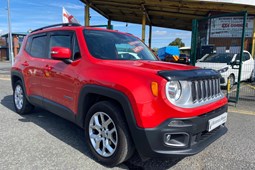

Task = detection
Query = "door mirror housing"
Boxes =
[230,60,240,69]
[234,60,240,65]
[51,46,71,60]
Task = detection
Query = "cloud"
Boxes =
[50,2,84,9]
[152,30,169,36]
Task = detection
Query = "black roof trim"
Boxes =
[31,23,81,33]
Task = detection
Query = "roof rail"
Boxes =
[31,23,81,33]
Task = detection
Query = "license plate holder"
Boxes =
[208,112,228,132]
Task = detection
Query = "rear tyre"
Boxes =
[85,101,134,167]
[13,80,34,114]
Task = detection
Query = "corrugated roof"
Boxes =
[80,0,255,30]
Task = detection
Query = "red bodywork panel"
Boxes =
[12,26,228,129]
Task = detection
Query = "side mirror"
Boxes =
[51,46,71,60]
[234,60,240,65]
[231,60,240,69]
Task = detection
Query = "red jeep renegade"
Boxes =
[11,23,228,166]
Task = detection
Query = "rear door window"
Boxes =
[30,35,47,58]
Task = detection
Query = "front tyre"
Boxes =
[13,80,33,114]
[85,101,134,167]
[250,70,254,82]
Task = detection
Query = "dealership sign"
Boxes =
[210,16,254,38]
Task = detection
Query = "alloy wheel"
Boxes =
[14,85,23,110]
[89,112,118,157]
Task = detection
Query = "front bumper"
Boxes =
[133,104,228,158]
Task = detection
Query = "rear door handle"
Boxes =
[22,61,29,66]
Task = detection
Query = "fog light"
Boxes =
[164,133,189,147]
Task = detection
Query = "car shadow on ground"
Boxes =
[1,95,183,170]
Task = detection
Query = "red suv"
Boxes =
[11,23,228,166]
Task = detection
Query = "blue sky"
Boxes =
[0,0,191,48]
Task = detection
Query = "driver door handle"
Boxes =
[44,65,53,71]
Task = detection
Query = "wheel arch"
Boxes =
[76,85,137,131]
[11,70,27,95]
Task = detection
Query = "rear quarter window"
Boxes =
[25,36,32,53]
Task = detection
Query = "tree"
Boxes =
[169,38,185,48]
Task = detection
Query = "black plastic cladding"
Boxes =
[158,69,221,81]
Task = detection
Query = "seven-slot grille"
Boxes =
[191,78,221,103]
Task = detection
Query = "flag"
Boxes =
[62,7,79,24]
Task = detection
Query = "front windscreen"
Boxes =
[83,30,157,61]
[201,53,235,63]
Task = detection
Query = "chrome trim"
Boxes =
[165,78,224,109]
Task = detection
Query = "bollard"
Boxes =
[227,77,231,99]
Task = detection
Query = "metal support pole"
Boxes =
[149,24,152,48]
[7,0,14,65]
[142,13,146,42]
[251,18,255,58]
[107,19,111,29]
[85,5,90,26]
[236,12,248,103]
[190,19,198,66]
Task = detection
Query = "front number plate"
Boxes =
[208,112,228,132]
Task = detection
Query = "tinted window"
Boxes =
[50,35,71,49]
[201,53,234,63]
[25,36,32,52]
[30,35,47,58]
[244,53,250,61]
[83,30,157,61]
[236,53,250,61]
[73,35,81,60]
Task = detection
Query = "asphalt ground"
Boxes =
[0,63,255,169]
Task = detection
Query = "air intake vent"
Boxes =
[191,78,221,103]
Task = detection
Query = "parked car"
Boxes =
[179,47,191,64]
[11,23,228,167]
[196,50,255,88]
[178,53,190,64]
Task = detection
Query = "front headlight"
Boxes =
[166,81,192,106]
[218,67,229,73]
[167,81,182,102]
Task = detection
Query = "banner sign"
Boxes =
[210,16,254,38]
